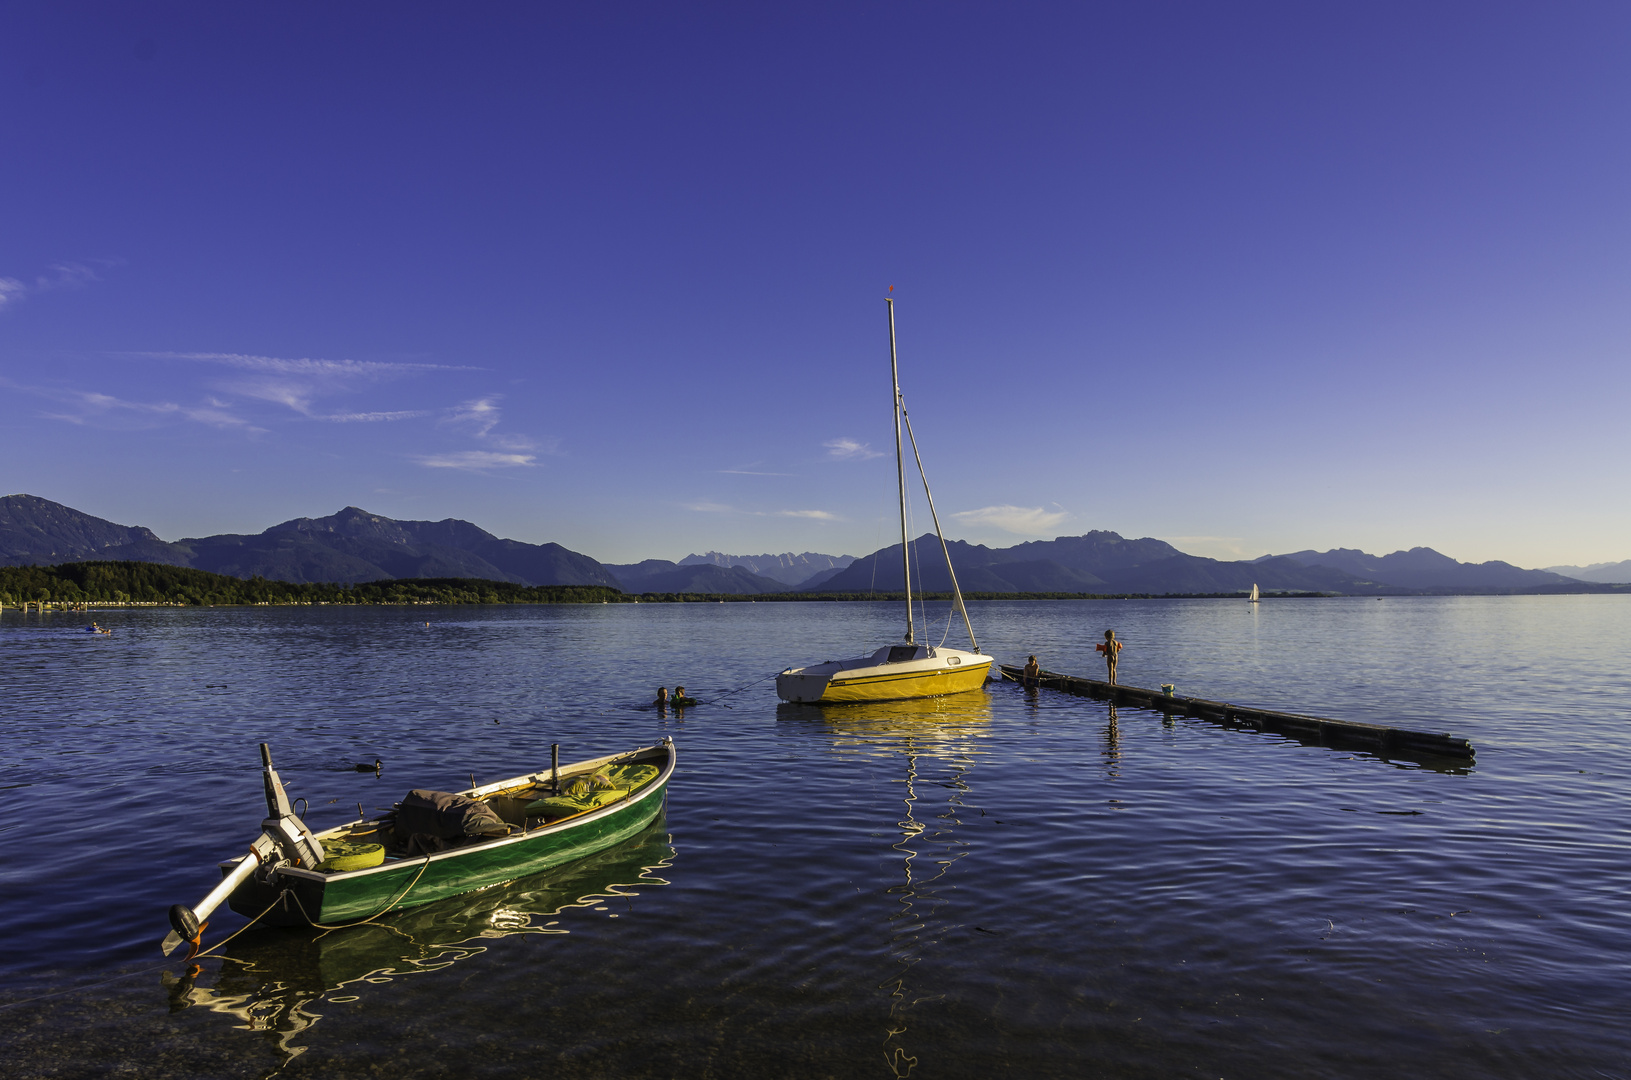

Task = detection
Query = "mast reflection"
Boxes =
[778,691,990,1077]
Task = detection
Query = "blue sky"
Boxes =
[3,3,1628,567]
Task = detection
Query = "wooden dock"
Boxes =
[998,665,1474,762]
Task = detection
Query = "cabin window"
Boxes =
[947,656,961,666]
[887,645,918,663]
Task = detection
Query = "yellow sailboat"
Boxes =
[776,297,993,705]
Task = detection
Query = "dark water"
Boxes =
[1,596,1627,1078]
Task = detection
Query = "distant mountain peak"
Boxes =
[675,549,857,586]
[1275,545,1570,590]
[2,496,614,589]
[0,494,180,565]
[266,507,500,550]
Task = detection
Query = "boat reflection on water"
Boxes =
[779,690,992,1077]
[775,687,994,757]
[161,816,674,1068]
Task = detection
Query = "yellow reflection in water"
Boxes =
[777,687,994,759]
[781,689,991,1078]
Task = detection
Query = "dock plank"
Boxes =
[998,665,1474,762]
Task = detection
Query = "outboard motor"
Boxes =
[161,743,326,957]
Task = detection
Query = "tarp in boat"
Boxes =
[394,789,510,840]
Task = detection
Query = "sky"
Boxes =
[2,2,1628,568]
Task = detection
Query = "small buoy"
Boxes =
[353,758,382,773]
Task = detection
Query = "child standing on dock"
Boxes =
[1098,630,1122,684]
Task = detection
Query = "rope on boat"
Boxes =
[711,669,780,708]
[191,890,294,960]
[286,855,433,932]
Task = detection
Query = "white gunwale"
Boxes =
[220,741,676,883]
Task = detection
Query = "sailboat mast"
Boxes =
[888,297,914,645]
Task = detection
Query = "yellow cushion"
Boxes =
[318,838,386,872]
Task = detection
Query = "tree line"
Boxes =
[0,562,623,606]
[4,560,1433,608]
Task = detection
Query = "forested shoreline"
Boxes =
[0,562,622,606]
[4,561,1622,609]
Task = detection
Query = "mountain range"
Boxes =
[600,559,792,595]
[0,494,1614,596]
[603,550,859,593]
[676,551,856,587]
[0,495,617,588]
[816,531,1381,594]
[1543,560,1631,584]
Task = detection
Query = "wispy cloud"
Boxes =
[412,395,557,471]
[443,396,504,436]
[951,504,1069,535]
[111,351,469,423]
[0,260,114,312]
[717,468,796,476]
[824,437,883,460]
[683,501,838,520]
[135,351,468,420]
[413,450,538,471]
[34,388,260,431]
[154,352,465,378]
[322,410,430,423]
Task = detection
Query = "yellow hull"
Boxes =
[806,660,992,704]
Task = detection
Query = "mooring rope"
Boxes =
[191,890,292,959]
[287,856,433,932]
[0,963,173,1012]
[712,669,781,708]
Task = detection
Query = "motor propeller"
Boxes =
[161,743,327,957]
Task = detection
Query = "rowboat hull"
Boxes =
[777,648,992,704]
[224,740,674,927]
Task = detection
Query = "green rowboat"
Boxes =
[162,739,675,953]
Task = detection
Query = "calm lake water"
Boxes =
[1,596,1628,1078]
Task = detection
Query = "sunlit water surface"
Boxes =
[1,596,1627,1078]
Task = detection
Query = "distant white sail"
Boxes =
[1248,583,1260,603]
